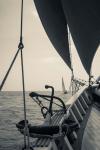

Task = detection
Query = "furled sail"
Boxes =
[61,0,100,74]
[34,0,71,69]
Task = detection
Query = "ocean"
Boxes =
[0,91,70,150]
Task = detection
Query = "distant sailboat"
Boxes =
[62,77,67,94]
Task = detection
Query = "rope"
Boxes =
[0,0,25,91]
[20,49,31,149]
[32,96,63,108]
[0,48,20,91]
[0,0,31,149]
[19,0,30,149]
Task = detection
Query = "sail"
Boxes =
[61,0,100,74]
[62,77,67,94]
[34,0,100,75]
[34,0,71,69]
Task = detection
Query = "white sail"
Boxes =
[62,77,67,94]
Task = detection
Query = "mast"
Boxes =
[67,25,75,95]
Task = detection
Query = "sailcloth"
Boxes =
[34,0,100,74]
[61,0,100,74]
[34,0,71,69]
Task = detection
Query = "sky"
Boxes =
[0,0,100,91]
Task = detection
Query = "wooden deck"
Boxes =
[81,106,100,150]
[32,86,91,150]
[30,86,100,150]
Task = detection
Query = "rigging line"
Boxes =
[32,97,44,108]
[19,0,30,149]
[20,49,30,149]
[0,0,24,92]
[43,97,63,108]
[0,48,20,91]
[0,0,30,149]
[20,0,23,42]
[32,96,63,108]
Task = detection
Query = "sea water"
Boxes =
[0,91,71,150]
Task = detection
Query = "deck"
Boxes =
[18,85,100,150]
[81,105,100,150]
[31,85,93,150]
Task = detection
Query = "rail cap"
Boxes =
[66,85,88,106]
